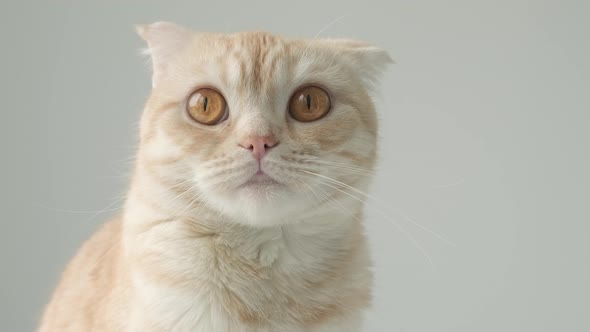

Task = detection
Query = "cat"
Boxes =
[38,21,392,332]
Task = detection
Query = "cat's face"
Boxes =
[136,22,391,226]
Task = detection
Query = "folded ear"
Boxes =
[322,39,394,88]
[135,21,192,87]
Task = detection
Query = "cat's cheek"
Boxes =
[285,111,361,153]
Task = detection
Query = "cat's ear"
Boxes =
[135,21,192,87]
[323,39,394,87]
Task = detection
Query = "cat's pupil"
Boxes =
[306,94,311,110]
[203,96,208,112]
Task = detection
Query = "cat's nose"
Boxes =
[239,136,279,160]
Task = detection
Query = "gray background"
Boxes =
[1,1,589,331]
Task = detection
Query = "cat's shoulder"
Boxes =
[38,217,125,331]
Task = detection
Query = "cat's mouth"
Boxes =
[239,172,281,188]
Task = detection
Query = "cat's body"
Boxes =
[39,22,391,332]
[40,203,369,332]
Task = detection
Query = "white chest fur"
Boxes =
[124,209,372,332]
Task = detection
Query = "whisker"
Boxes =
[177,191,205,218]
[298,179,336,210]
[300,158,377,172]
[168,177,195,190]
[166,182,201,209]
[300,15,348,67]
[387,206,456,247]
[83,196,126,224]
[89,238,122,270]
[315,178,436,269]
[302,170,456,247]
[312,183,364,221]
[309,164,375,177]
[200,164,248,179]
[270,158,375,179]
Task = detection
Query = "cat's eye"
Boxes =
[186,88,228,125]
[289,86,331,122]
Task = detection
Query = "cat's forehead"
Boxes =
[180,31,317,100]
[196,31,292,63]
[141,23,391,102]
[228,31,285,50]
[220,32,291,91]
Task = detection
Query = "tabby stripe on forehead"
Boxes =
[231,34,282,92]
[251,42,264,90]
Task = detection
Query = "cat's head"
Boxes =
[135,22,391,226]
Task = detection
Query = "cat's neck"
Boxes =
[118,169,371,330]
[121,168,366,270]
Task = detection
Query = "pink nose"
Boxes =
[239,136,279,160]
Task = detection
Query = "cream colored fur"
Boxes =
[39,22,391,332]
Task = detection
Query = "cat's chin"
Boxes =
[238,173,282,189]
[208,175,309,227]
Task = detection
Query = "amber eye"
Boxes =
[289,86,331,122]
[186,88,227,125]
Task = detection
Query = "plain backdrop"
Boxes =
[1,1,589,331]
